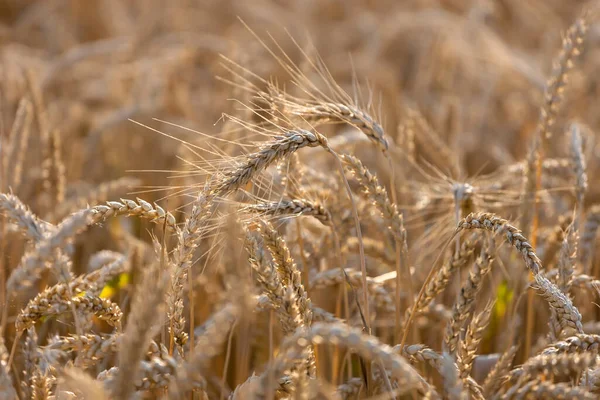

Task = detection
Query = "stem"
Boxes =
[387,155,413,344]
[267,310,275,400]
[296,219,310,299]
[525,140,543,360]
[220,321,236,400]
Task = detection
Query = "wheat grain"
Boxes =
[91,198,177,231]
[457,212,541,274]
[458,301,494,381]
[0,193,50,241]
[444,249,494,355]
[7,209,93,292]
[243,198,331,225]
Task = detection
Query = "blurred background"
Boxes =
[1,0,598,269]
[0,0,596,192]
[1,1,599,394]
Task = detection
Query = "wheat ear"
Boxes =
[243,198,331,225]
[168,189,213,347]
[7,209,93,292]
[6,97,33,191]
[520,10,590,237]
[0,193,50,241]
[91,198,177,232]
[444,249,494,356]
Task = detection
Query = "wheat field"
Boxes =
[2,1,600,399]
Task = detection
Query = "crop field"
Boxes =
[1,1,600,399]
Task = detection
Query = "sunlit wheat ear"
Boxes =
[91,198,178,232]
[257,220,313,328]
[241,198,331,226]
[534,274,583,336]
[15,283,122,333]
[404,211,544,353]
[213,129,329,198]
[219,21,390,155]
[458,212,583,334]
[163,111,326,201]
[267,92,390,154]
[196,116,372,329]
[168,187,214,348]
[542,334,600,356]
[245,229,306,334]
[342,154,407,245]
[0,192,50,241]
[456,212,541,274]
[520,10,591,237]
[458,301,495,382]
[7,209,93,293]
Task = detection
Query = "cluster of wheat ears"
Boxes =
[4,1,600,399]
